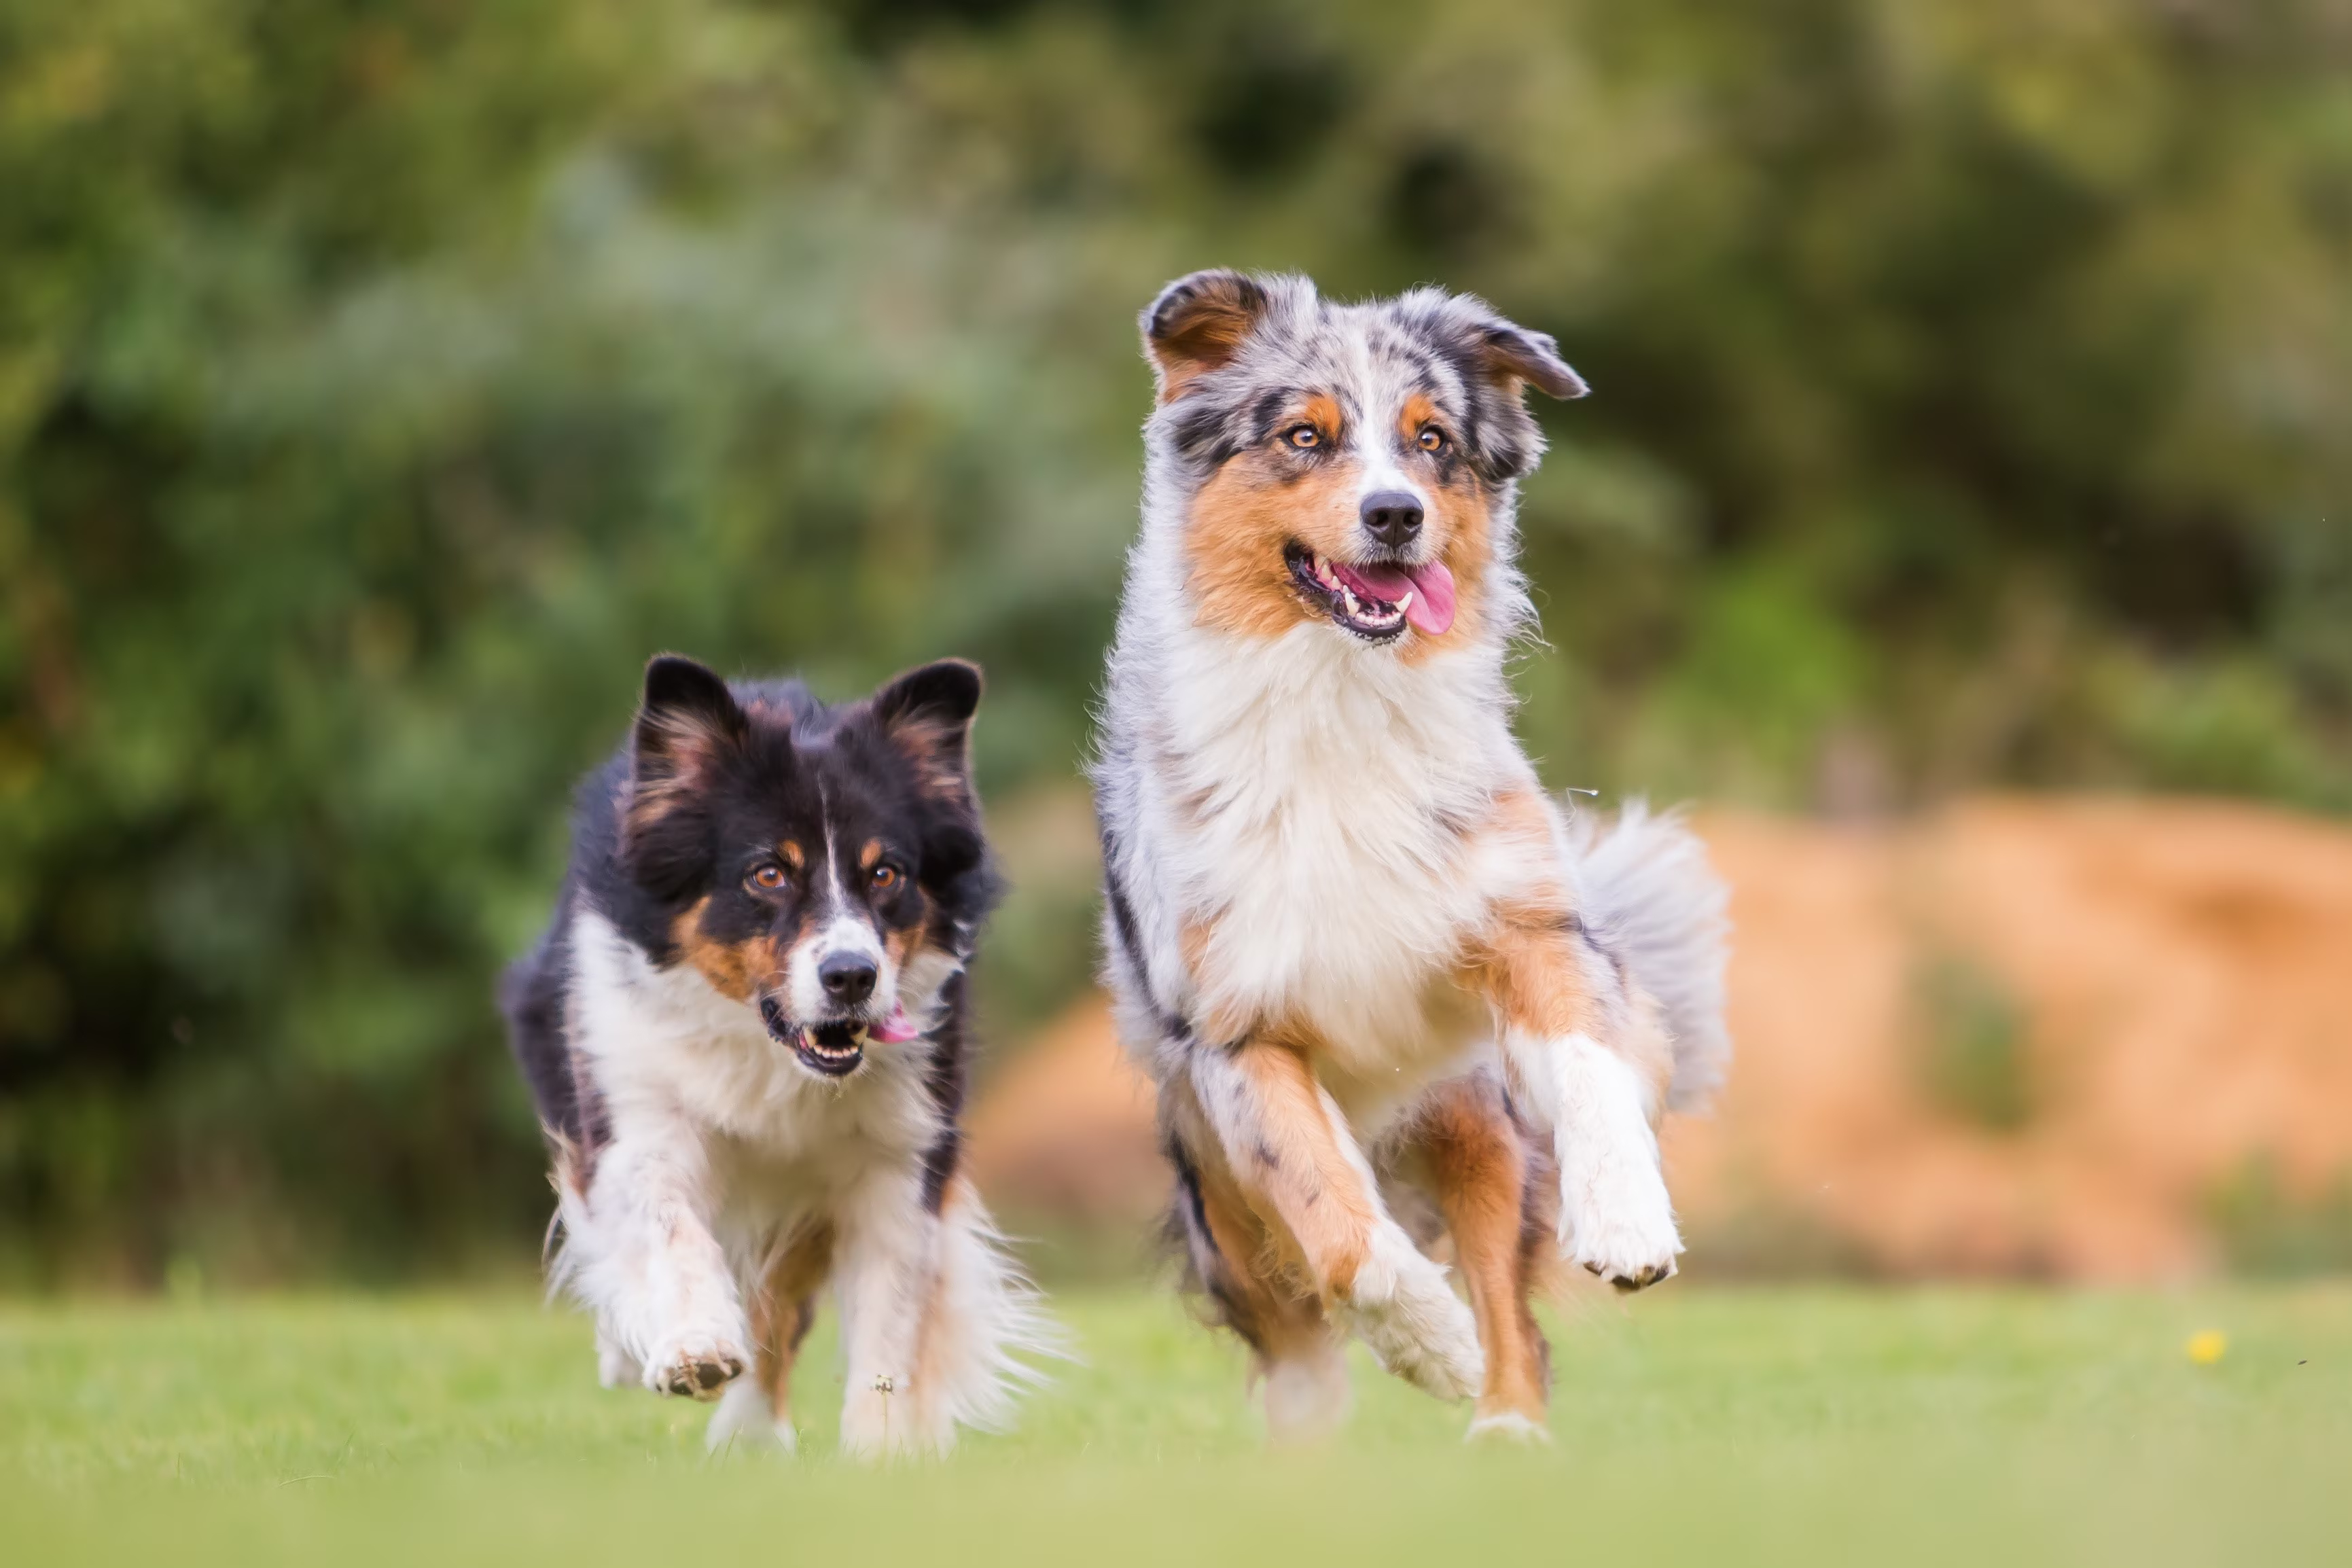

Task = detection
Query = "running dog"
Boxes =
[502,654,1056,1458]
[1092,271,1730,1441]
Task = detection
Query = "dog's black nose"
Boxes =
[818,953,877,1004]
[1359,491,1424,550]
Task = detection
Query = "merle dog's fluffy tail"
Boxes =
[1567,801,1732,1112]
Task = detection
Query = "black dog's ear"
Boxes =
[1477,321,1588,401]
[620,655,747,897]
[871,658,982,800]
[1141,269,1273,404]
[635,655,747,780]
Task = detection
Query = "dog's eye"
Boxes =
[748,864,786,891]
[1284,425,1321,450]
[1417,426,1446,453]
[870,863,902,893]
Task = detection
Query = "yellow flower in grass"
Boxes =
[2186,1330,2228,1366]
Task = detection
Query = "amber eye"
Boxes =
[870,863,902,893]
[1284,424,1321,450]
[1417,426,1446,452]
[748,864,787,891]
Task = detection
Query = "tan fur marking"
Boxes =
[780,841,804,872]
[1219,1035,1383,1298]
[1301,392,1343,441]
[624,706,736,842]
[1160,1084,1335,1366]
[1199,1158,1337,1366]
[1397,392,1442,442]
[1456,792,1674,1112]
[752,1222,835,1421]
[669,899,777,1003]
[1406,1080,1548,1425]
[1150,285,1264,404]
[1186,450,1364,639]
[887,719,970,802]
[1177,917,1251,1044]
[880,914,925,976]
[859,839,883,871]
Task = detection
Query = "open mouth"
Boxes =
[759,995,919,1078]
[1284,544,1457,641]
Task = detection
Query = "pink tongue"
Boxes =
[1335,559,1457,637]
[868,1005,920,1044]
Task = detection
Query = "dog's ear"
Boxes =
[635,654,747,783]
[1141,270,1272,404]
[870,658,982,798]
[1476,320,1588,401]
[624,656,747,896]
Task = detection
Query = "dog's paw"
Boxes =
[840,1376,954,1461]
[1338,1227,1484,1402]
[642,1333,747,1401]
[704,1378,795,1455]
[1558,1152,1682,1291]
[1465,1408,1552,1446]
[1260,1346,1352,1444]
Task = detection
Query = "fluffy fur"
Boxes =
[503,655,1058,1459]
[1092,270,1730,1440]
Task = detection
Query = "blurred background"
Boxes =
[3,0,2348,1291]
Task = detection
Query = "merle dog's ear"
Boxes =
[635,655,747,777]
[1476,320,1589,401]
[1141,269,1272,404]
[871,658,982,799]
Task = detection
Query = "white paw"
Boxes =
[1336,1226,1484,1402]
[1558,1145,1682,1291]
[1260,1347,1352,1443]
[641,1328,749,1401]
[704,1378,795,1455]
[839,1374,953,1461]
[1465,1410,1552,1446]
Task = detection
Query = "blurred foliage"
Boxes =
[1,0,2349,1283]
[2208,1159,2352,1278]
[1912,953,2033,1134]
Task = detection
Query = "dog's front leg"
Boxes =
[1183,1037,1483,1400]
[832,1167,945,1459]
[1476,916,1681,1290]
[567,1118,750,1399]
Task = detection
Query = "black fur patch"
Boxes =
[918,971,971,1214]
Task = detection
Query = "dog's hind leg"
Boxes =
[1395,1075,1554,1441]
[1168,1126,1352,1440]
[904,1177,1059,1448]
[1181,1038,1483,1403]
[830,1167,937,1459]
[830,1173,1057,1459]
[707,1222,833,1455]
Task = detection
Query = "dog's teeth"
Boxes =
[1397,590,1412,613]
[1341,586,1359,613]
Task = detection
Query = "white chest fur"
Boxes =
[567,909,942,1182]
[1136,623,1531,1091]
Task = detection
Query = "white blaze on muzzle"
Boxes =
[783,840,897,1027]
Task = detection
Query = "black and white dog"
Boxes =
[502,654,1054,1458]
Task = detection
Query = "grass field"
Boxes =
[5,1283,2349,1565]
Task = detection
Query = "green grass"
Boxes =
[4,1284,2349,1565]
